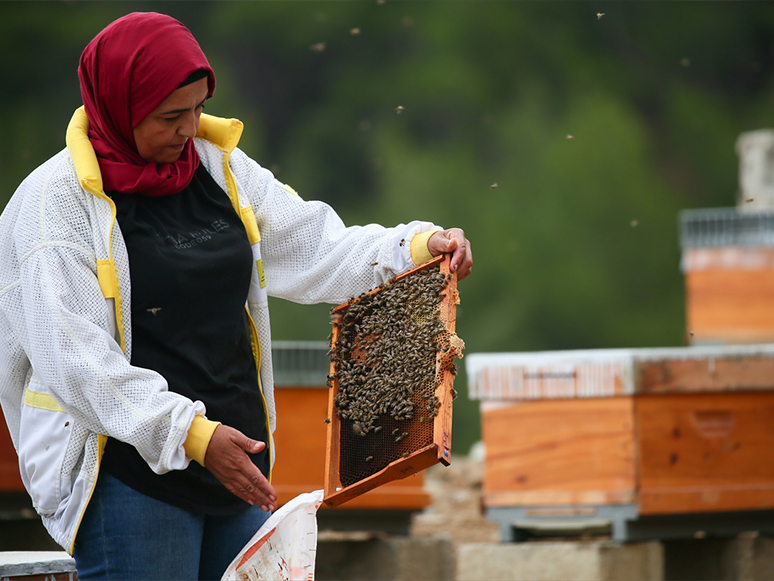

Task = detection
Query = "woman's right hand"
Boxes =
[204,424,277,512]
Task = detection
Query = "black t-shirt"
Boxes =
[101,164,270,515]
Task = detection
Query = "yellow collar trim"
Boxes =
[66,107,103,196]
[197,113,244,154]
[65,108,244,196]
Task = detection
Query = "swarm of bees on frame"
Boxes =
[328,263,463,485]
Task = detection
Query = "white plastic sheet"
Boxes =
[221,489,324,581]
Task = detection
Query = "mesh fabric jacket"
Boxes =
[0,109,439,553]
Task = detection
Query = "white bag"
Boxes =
[221,490,325,581]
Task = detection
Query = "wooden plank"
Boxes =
[323,337,342,503]
[481,398,636,508]
[433,266,457,467]
[636,357,774,395]
[485,489,635,507]
[275,483,430,510]
[324,445,439,507]
[636,391,774,514]
[685,268,774,343]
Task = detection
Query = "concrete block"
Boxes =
[0,551,76,580]
[456,540,663,581]
[664,534,774,581]
[746,535,774,581]
[316,533,455,581]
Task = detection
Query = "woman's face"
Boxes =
[133,77,209,164]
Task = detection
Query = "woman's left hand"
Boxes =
[428,228,472,281]
[204,424,277,512]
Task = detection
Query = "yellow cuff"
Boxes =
[410,230,441,266]
[183,416,221,467]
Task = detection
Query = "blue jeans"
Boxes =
[73,471,272,581]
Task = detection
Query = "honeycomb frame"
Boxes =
[323,254,463,507]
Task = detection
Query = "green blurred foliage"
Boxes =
[3,1,774,453]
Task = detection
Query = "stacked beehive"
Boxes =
[468,129,774,542]
[682,129,774,345]
[467,346,774,542]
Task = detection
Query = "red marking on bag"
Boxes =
[236,528,277,569]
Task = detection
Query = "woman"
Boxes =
[0,12,472,580]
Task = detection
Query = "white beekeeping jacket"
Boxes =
[0,108,440,553]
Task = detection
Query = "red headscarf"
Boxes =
[78,12,215,196]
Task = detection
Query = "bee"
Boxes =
[365,456,374,462]
[490,183,498,189]
[396,106,405,114]
[324,418,331,424]
[399,239,406,247]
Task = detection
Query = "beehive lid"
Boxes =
[271,341,329,388]
[466,344,774,401]
[679,207,774,249]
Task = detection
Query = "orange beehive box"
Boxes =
[468,345,774,541]
[680,208,774,345]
